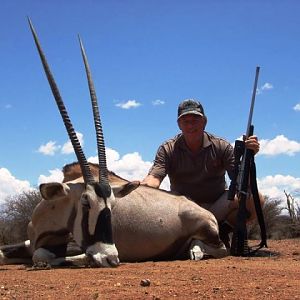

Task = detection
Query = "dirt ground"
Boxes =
[0,239,299,300]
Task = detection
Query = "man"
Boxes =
[141,99,263,248]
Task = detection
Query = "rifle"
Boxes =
[228,66,268,256]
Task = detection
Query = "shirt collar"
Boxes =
[202,132,212,148]
[177,132,212,150]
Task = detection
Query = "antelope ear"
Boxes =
[40,182,70,200]
[112,181,140,198]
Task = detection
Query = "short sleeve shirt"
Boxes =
[148,132,235,205]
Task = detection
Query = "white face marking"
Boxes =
[86,242,119,267]
[190,244,204,260]
[82,184,113,235]
[73,184,115,251]
[86,186,105,235]
[189,240,228,259]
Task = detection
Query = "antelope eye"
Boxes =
[81,196,90,208]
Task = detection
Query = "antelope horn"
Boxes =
[78,36,109,185]
[28,18,95,184]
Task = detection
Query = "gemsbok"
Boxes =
[0,19,227,268]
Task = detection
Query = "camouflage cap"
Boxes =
[177,99,205,120]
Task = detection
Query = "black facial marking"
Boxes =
[81,203,91,250]
[94,207,113,244]
[94,182,111,199]
[81,206,113,250]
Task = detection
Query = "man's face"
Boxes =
[178,114,206,137]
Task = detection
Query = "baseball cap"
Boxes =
[177,99,205,120]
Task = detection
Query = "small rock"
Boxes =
[213,287,221,293]
[92,292,99,299]
[140,279,151,287]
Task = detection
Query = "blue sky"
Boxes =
[0,1,299,205]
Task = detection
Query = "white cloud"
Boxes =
[115,100,141,109]
[37,132,84,156]
[261,82,273,91]
[0,168,32,205]
[258,174,300,201]
[257,82,273,94]
[38,141,60,156]
[259,135,300,156]
[152,99,165,106]
[61,132,84,154]
[38,169,64,185]
[88,148,151,180]
[88,148,170,190]
[109,152,152,180]
[293,103,300,111]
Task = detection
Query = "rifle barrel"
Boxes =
[246,66,260,138]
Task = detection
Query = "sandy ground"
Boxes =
[0,239,299,300]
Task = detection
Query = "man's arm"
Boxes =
[141,174,162,188]
[141,143,169,188]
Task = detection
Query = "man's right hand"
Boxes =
[141,175,162,188]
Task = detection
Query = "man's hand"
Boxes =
[141,175,162,188]
[244,135,260,155]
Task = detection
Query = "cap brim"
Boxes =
[177,110,204,120]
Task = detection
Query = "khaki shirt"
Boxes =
[148,132,235,205]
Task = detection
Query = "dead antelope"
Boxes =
[0,20,227,268]
[1,162,228,266]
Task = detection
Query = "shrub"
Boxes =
[248,196,300,240]
[0,190,42,244]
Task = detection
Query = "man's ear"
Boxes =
[112,181,140,198]
[203,116,207,129]
[40,182,70,200]
[177,119,182,130]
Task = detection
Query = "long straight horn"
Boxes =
[28,18,95,184]
[78,36,109,185]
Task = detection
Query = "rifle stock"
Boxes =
[230,126,254,256]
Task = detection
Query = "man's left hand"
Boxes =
[244,135,260,155]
